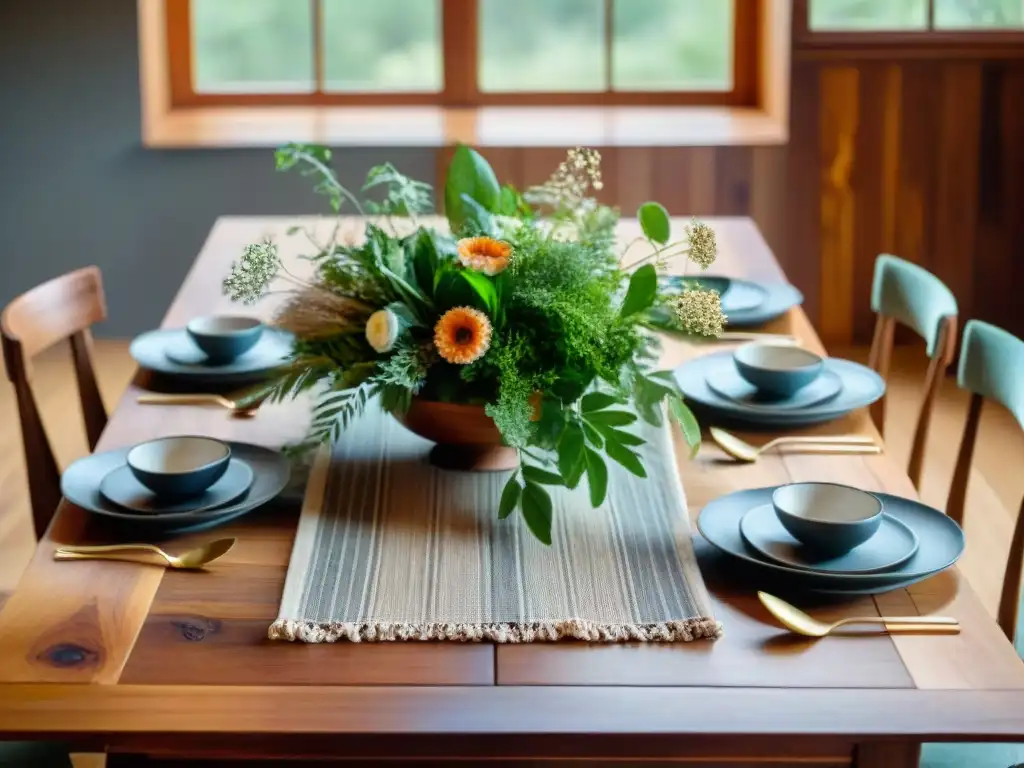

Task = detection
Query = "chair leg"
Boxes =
[868,316,894,438]
[996,495,1024,643]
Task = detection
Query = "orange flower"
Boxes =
[434,306,492,365]
[456,237,512,276]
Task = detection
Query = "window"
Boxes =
[805,0,1024,32]
[165,0,758,107]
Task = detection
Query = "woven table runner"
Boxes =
[270,403,721,643]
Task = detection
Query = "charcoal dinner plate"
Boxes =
[130,327,292,383]
[696,486,964,593]
[675,352,885,428]
[61,441,290,532]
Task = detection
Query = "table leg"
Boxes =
[854,741,922,767]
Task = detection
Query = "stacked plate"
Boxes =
[675,351,886,428]
[130,325,293,384]
[697,486,965,595]
[661,276,804,327]
[61,440,291,534]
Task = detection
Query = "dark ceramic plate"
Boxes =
[130,328,293,383]
[99,459,253,515]
[697,486,964,593]
[61,441,290,532]
[675,352,885,428]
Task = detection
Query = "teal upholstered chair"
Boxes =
[868,255,958,489]
[920,320,1024,768]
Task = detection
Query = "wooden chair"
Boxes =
[866,254,958,490]
[919,320,1024,768]
[946,319,1024,644]
[1,266,108,539]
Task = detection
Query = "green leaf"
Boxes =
[594,423,645,447]
[580,391,623,413]
[521,482,553,545]
[459,194,497,236]
[584,409,637,427]
[498,183,532,218]
[584,448,608,507]
[581,422,604,448]
[459,270,498,316]
[620,264,659,318]
[522,466,565,486]
[410,230,441,298]
[444,145,500,233]
[604,441,647,478]
[557,423,586,490]
[669,395,702,459]
[498,475,522,520]
[638,201,671,245]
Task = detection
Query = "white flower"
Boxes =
[365,309,400,353]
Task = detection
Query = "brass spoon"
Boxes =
[137,392,264,419]
[53,537,236,570]
[710,427,880,463]
[758,592,960,637]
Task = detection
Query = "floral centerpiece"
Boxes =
[224,144,725,544]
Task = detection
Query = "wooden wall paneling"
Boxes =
[650,147,699,214]
[1002,68,1024,339]
[749,146,788,276]
[932,64,982,328]
[850,63,899,343]
[983,65,1024,338]
[713,147,754,216]
[786,61,823,328]
[818,66,859,344]
[481,148,524,192]
[972,65,1010,335]
[686,148,718,217]
[894,63,940,270]
[520,148,574,190]
[592,147,621,210]
[611,148,654,215]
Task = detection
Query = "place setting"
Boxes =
[130,314,293,386]
[675,340,886,429]
[697,480,966,599]
[58,434,291,536]
[658,274,804,328]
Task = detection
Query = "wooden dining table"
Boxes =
[0,216,1021,767]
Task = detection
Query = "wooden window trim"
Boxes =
[165,0,759,109]
[794,0,1024,56]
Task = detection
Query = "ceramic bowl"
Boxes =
[733,342,824,397]
[127,436,231,498]
[772,482,883,556]
[186,316,264,363]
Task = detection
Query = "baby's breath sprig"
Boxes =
[222,238,282,305]
[624,218,718,274]
[683,220,717,270]
[673,288,726,337]
[524,147,603,209]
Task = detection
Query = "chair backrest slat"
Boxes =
[950,319,1024,646]
[1,267,109,538]
[868,254,958,490]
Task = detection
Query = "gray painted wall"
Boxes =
[0,0,436,337]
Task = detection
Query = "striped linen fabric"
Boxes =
[270,403,721,643]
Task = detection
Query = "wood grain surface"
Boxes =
[0,217,1020,761]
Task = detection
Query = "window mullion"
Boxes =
[312,0,324,94]
[927,0,936,30]
[442,0,479,106]
[604,0,614,92]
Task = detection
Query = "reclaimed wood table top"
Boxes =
[0,217,1021,765]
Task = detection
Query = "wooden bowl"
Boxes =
[393,398,518,472]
